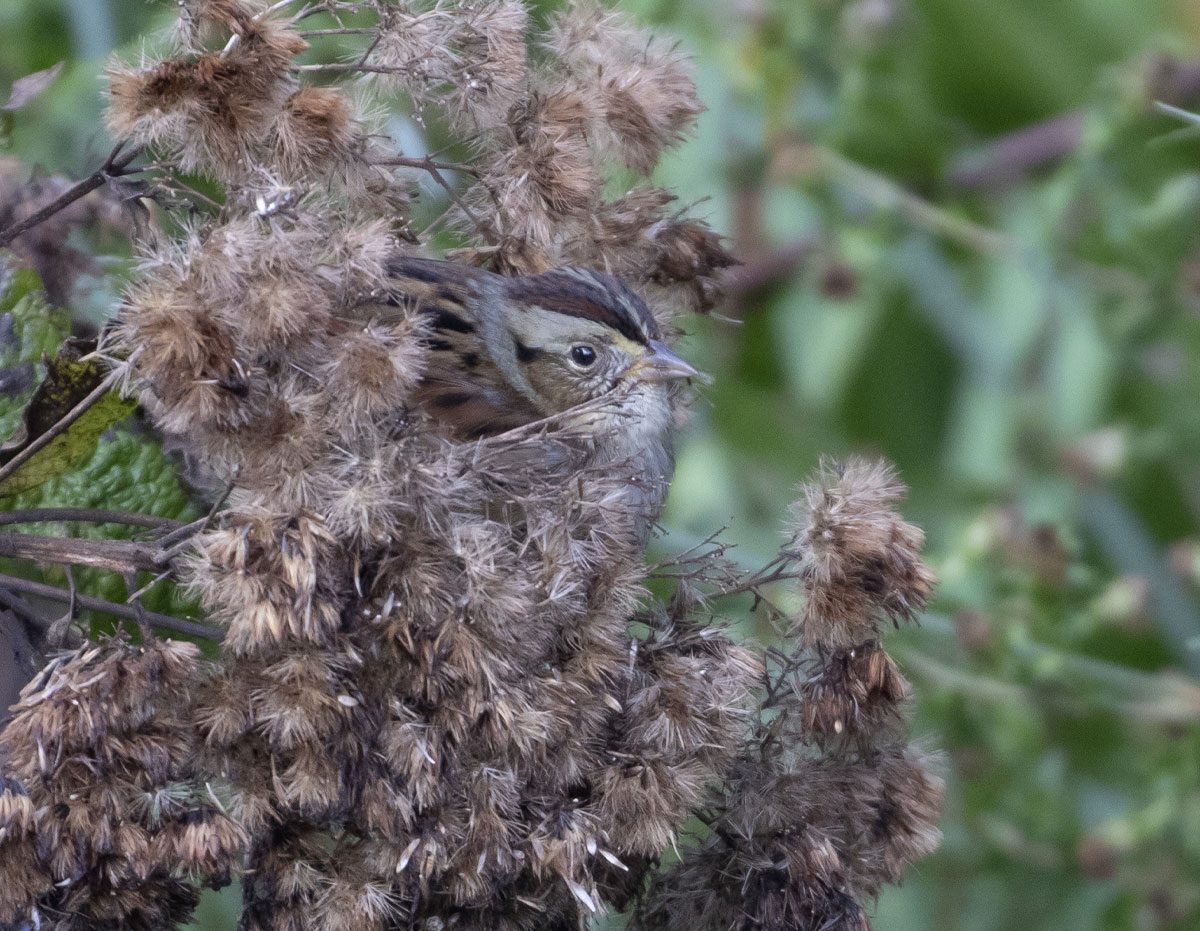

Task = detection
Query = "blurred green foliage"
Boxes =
[2,1,1200,929]
[0,261,199,625]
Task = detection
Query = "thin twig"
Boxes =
[376,152,502,240]
[0,532,167,575]
[373,155,482,177]
[298,27,376,36]
[0,143,142,249]
[152,517,209,552]
[0,367,124,487]
[0,572,221,641]
[0,584,48,630]
[0,508,183,530]
[417,157,495,242]
[354,29,383,68]
[44,565,80,646]
[124,571,155,641]
[294,62,405,74]
[64,565,77,624]
[127,482,230,601]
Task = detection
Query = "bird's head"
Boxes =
[499,267,700,413]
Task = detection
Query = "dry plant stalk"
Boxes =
[0,2,940,929]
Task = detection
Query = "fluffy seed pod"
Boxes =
[107,29,307,178]
[187,508,349,652]
[467,86,600,254]
[800,640,910,740]
[270,86,356,181]
[0,639,233,930]
[546,0,700,172]
[789,457,936,649]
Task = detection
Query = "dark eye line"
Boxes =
[514,338,542,364]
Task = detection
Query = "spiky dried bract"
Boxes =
[851,745,944,892]
[177,0,264,48]
[546,0,701,173]
[271,86,356,182]
[799,640,909,740]
[113,214,408,501]
[0,775,50,924]
[789,457,936,649]
[375,0,530,131]
[566,187,737,321]
[634,760,881,931]
[0,638,239,930]
[593,623,761,857]
[466,86,601,269]
[188,509,349,652]
[107,27,306,178]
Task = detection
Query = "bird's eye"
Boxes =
[570,345,597,367]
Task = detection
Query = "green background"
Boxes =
[3,1,1199,928]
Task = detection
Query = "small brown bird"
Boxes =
[384,256,700,520]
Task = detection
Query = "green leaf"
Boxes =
[0,259,200,625]
[0,340,135,497]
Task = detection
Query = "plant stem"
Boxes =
[0,532,166,574]
[0,572,221,641]
[0,142,142,249]
[0,508,183,530]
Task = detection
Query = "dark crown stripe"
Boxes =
[507,270,659,344]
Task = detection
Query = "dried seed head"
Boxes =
[800,641,910,740]
[178,0,262,47]
[852,744,944,891]
[270,86,357,181]
[107,28,307,178]
[470,86,600,251]
[0,639,233,930]
[546,0,700,172]
[187,509,349,652]
[375,0,530,131]
[789,457,936,648]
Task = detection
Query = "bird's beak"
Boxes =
[635,340,706,383]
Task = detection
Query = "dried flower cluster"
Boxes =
[0,2,940,929]
[633,460,942,931]
[0,639,242,930]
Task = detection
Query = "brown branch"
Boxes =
[719,240,819,300]
[0,508,183,530]
[948,112,1085,191]
[948,59,1200,190]
[0,532,167,574]
[0,584,48,630]
[298,27,377,36]
[0,142,142,249]
[372,155,482,177]
[379,153,497,244]
[0,572,221,641]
